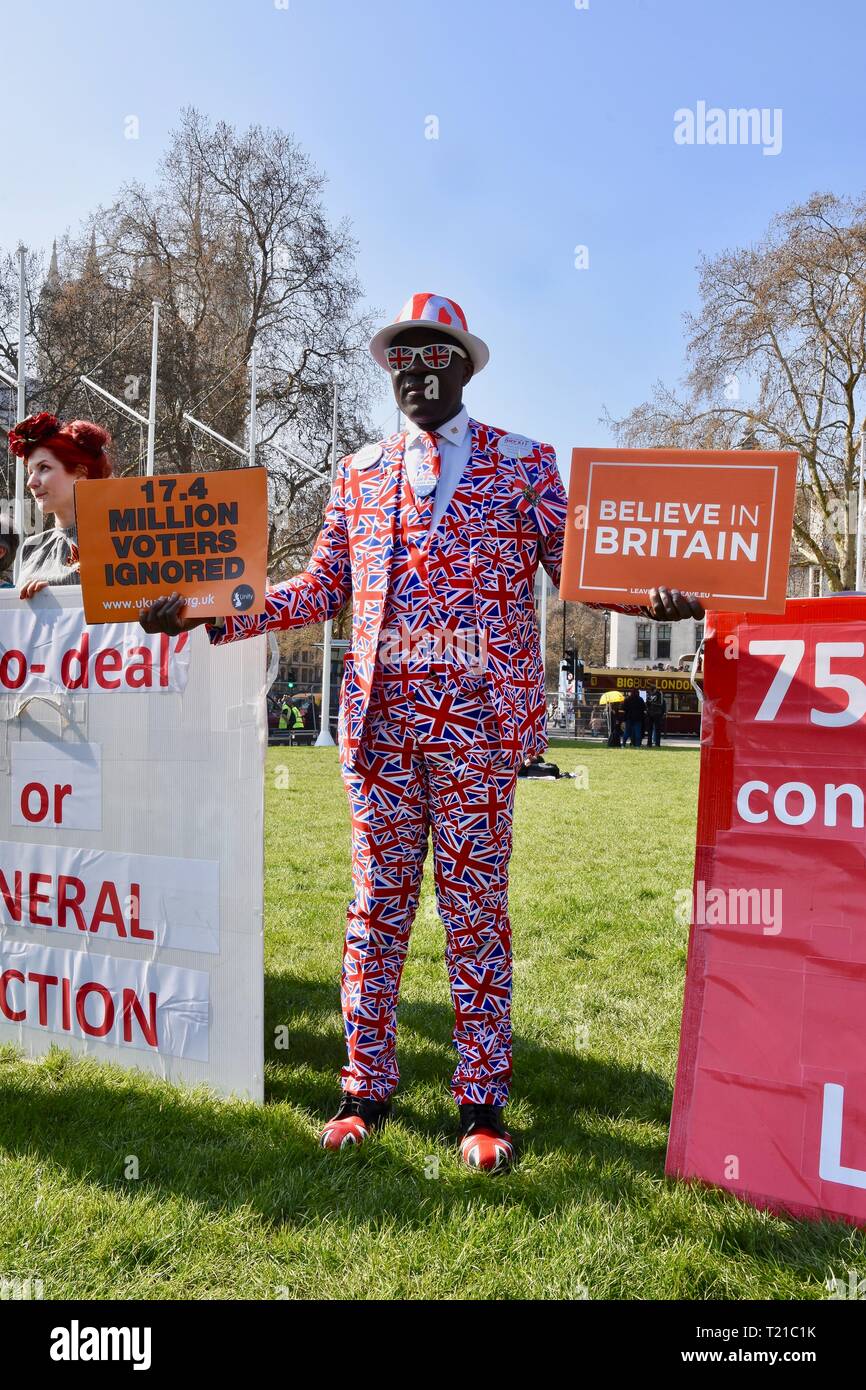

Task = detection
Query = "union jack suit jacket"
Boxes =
[208,417,643,766]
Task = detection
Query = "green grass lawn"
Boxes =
[1,739,863,1300]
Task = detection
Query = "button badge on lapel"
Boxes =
[498,433,542,512]
[497,433,535,460]
[349,443,383,470]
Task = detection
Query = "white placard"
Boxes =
[0,837,220,954]
[0,608,191,696]
[0,591,266,1100]
[0,937,209,1061]
[11,742,102,829]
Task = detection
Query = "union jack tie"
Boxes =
[401,430,441,557]
[412,430,441,499]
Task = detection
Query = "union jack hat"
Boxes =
[369,292,490,374]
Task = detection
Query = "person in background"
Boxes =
[617,703,629,747]
[7,412,113,597]
[605,700,622,747]
[0,527,20,587]
[646,688,666,747]
[622,688,646,748]
[518,754,561,779]
[279,696,304,736]
[589,705,606,737]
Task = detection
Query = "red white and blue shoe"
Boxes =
[319,1094,391,1151]
[457,1103,514,1173]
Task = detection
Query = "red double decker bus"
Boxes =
[581,666,703,738]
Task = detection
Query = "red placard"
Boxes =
[667,596,866,1225]
[561,447,798,612]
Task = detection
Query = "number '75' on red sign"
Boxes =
[750,640,866,725]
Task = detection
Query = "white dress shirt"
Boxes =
[403,404,471,537]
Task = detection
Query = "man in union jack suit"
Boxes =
[143,293,703,1171]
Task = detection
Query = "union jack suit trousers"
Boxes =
[341,669,518,1104]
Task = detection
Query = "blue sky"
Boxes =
[2,0,863,474]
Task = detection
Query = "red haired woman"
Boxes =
[7,412,113,598]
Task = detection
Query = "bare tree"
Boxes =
[543,593,606,682]
[607,192,866,592]
[1,108,379,569]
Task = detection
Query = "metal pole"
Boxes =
[266,439,328,481]
[181,413,246,458]
[315,383,340,747]
[13,245,26,575]
[146,300,160,476]
[81,375,150,425]
[248,347,257,468]
[857,424,865,591]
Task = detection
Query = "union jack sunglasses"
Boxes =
[386,342,469,372]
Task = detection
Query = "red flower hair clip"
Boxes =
[7,411,61,459]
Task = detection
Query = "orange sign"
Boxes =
[75,467,268,625]
[561,447,798,613]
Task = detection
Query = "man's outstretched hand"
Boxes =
[138,593,216,637]
[645,586,705,621]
